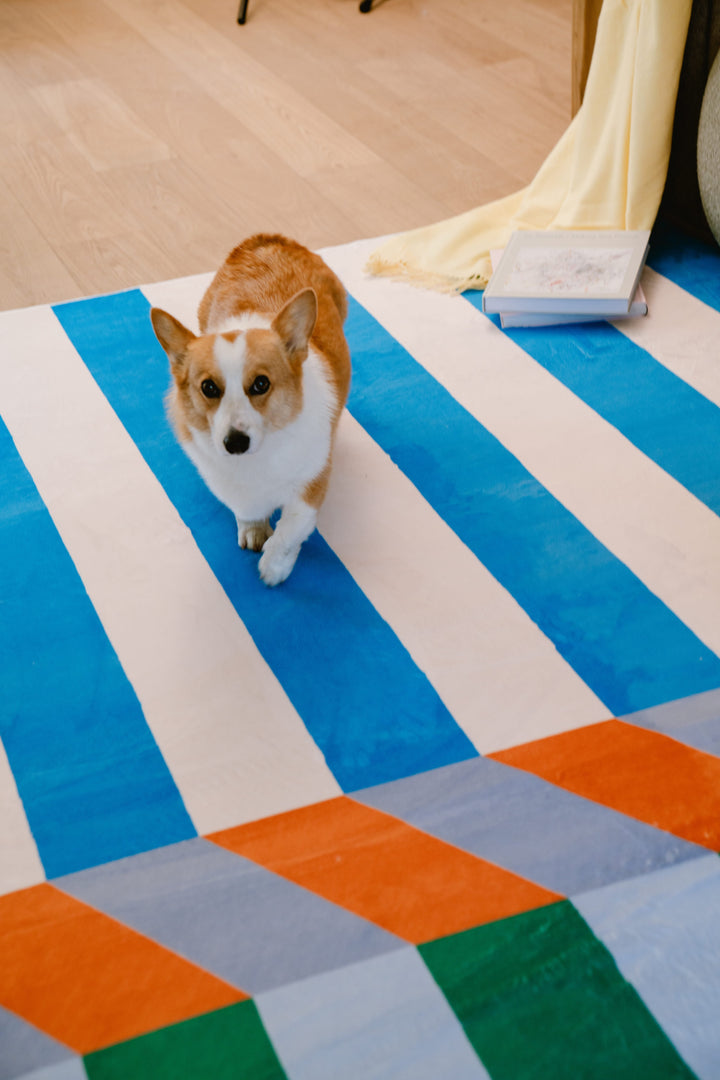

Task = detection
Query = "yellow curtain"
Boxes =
[366,0,693,292]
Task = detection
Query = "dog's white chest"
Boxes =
[185,353,334,521]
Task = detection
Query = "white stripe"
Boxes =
[618,267,720,408]
[325,239,720,659]
[0,738,45,895]
[142,273,213,333]
[324,413,608,752]
[0,305,340,835]
[150,263,608,751]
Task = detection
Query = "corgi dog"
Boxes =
[150,234,351,585]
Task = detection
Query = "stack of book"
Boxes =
[482,229,650,329]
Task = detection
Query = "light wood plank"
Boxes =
[0,135,137,247]
[0,57,58,146]
[0,0,572,309]
[102,0,380,177]
[0,176,81,307]
[32,78,173,172]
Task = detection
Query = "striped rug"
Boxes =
[1,225,719,1079]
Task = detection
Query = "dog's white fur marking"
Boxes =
[210,311,271,335]
[184,337,334,524]
[181,328,335,585]
[210,335,265,456]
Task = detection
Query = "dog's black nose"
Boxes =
[224,429,250,455]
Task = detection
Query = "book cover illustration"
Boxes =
[504,245,634,297]
[482,230,651,315]
[486,249,649,329]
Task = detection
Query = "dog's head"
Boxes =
[151,288,317,455]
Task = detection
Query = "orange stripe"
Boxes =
[209,796,561,944]
[0,884,245,1054]
[491,719,720,849]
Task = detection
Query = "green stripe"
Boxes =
[83,1001,286,1080]
[419,901,696,1080]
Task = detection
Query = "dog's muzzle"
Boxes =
[224,428,251,455]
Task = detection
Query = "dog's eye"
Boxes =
[249,375,270,396]
[201,379,222,399]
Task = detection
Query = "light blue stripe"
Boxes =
[0,1005,76,1079]
[575,855,720,1080]
[353,757,706,897]
[0,419,195,879]
[56,838,403,994]
[52,292,476,792]
[647,221,720,311]
[14,1061,88,1080]
[621,687,720,757]
[344,295,720,716]
[463,298,720,519]
[256,948,491,1080]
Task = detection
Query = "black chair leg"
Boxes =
[239,0,374,23]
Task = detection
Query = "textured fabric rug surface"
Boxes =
[1,227,719,1080]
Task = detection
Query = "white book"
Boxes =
[493,275,647,329]
[483,229,650,318]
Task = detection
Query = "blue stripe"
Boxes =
[462,298,720,518]
[52,292,476,792]
[647,221,720,311]
[344,295,720,716]
[0,418,195,878]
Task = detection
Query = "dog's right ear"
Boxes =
[150,308,196,374]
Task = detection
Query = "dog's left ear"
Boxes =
[150,308,196,375]
[272,289,317,366]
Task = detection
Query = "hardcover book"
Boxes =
[482,229,651,317]
[487,251,648,328]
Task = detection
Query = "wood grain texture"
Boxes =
[572,0,603,114]
[0,0,572,309]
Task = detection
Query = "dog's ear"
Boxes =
[150,308,196,374]
[272,289,317,366]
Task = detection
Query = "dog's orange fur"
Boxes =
[198,233,351,428]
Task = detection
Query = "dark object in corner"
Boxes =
[238,0,374,23]
[698,51,720,244]
[658,0,720,241]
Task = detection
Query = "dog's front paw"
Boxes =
[237,518,273,552]
[258,536,299,587]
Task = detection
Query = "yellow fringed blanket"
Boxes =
[366,0,693,292]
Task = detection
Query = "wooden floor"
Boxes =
[0,0,572,309]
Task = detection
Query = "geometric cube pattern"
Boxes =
[2,225,720,1077]
[210,798,563,943]
[0,883,243,1054]
[3,718,720,1077]
[492,718,720,848]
